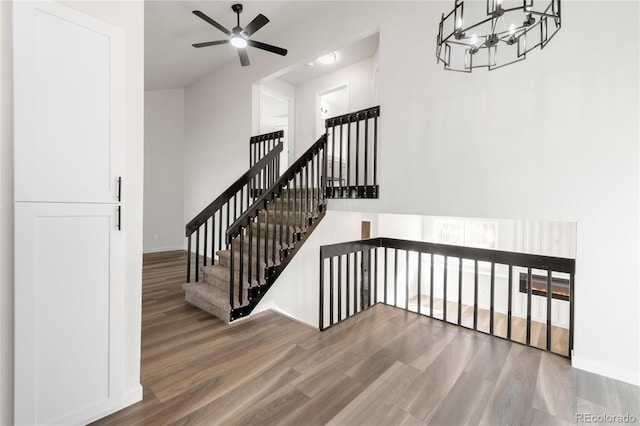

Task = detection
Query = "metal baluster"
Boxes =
[474,260,479,330]
[248,217,253,294]
[443,255,448,322]
[507,264,513,340]
[331,125,336,190]
[354,251,358,314]
[346,252,351,317]
[384,247,388,304]
[203,221,208,266]
[546,269,552,351]
[355,116,360,188]
[430,253,434,317]
[394,249,398,307]
[490,262,495,335]
[347,120,351,194]
[230,238,235,309]
[373,113,378,187]
[526,267,532,346]
[405,251,410,310]
[417,253,422,314]
[271,195,277,268]
[329,257,334,326]
[186,234,192,283]
[195,228,200,282]
[225,202,230,248]
[338,255,342,321]
[256,210,261,289]
[569,272,575,357]
[264,201,269,278]
[218,207,223,251]
[339,122,343,195]
[239,228,244,307]
[373,248,378,305]
[458,258,463,325]
[364,116,369,187]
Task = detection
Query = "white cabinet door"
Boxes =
[14,202,124,425]
[13,2,128,424]
[13,1,124,203]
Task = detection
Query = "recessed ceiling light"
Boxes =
[305,62,315,68]
[317,52,337,65]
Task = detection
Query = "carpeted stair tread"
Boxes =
[182,281,249,324]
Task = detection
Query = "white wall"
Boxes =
[294,57,376,153]
[0,2,13,423]
[252,211,372,326]
[144,89,185,253]
[0,1,145,422]
[183,2,639,385]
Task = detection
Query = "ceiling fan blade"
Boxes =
[192,10,231,36]
[238,48,250,67]
[246,39,288,56]
[192,40,229,48]
[242,14,269,37]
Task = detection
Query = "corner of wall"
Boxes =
[0,1,13,424]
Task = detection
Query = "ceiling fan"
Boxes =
[192,4,288,67]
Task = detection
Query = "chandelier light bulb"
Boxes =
[456,17,463,29]
[509,23,516,35]
[470,33,478,45]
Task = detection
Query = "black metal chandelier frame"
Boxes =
[437,0,561,72]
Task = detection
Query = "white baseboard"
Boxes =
[80,384,143,424]
[143,246,185,254]
[572,355,640,386]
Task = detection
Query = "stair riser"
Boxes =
[202,269,264,292]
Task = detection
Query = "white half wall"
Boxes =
[144,89,185,253]
[252,211,374,326]
[183,1,639,385]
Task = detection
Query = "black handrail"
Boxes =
[319,237,575,359]
[185,139,282,283]
[227,134,327,240]
[186,143,283,235]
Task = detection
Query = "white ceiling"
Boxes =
[145,1,379,91]
[145,1,324,90]
[278,33,379,87]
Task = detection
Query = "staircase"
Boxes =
[183,106,380,323]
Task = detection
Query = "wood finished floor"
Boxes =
[93,251,639,426]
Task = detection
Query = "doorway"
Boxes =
[317,84,349,142]
[259,88,292,171]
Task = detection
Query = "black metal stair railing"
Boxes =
[225,134,328,320]
[250,130,283,196]
[324,105,379,199]
[185,139,282,283]
[319,237,576,359]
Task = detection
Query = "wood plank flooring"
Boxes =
[407,296,570,357]
[93,251,639,425]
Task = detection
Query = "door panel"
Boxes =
[14,203,124,425]
[13,1,124,203]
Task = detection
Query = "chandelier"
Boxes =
[436,0,561,72]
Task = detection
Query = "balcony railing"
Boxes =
[320,237,575,358]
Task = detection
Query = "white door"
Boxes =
[13,1,124,203]
[13,2,126,424]
[14,203,124,425]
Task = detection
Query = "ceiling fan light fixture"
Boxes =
[317,52,337,65]
[230,36,248,48]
